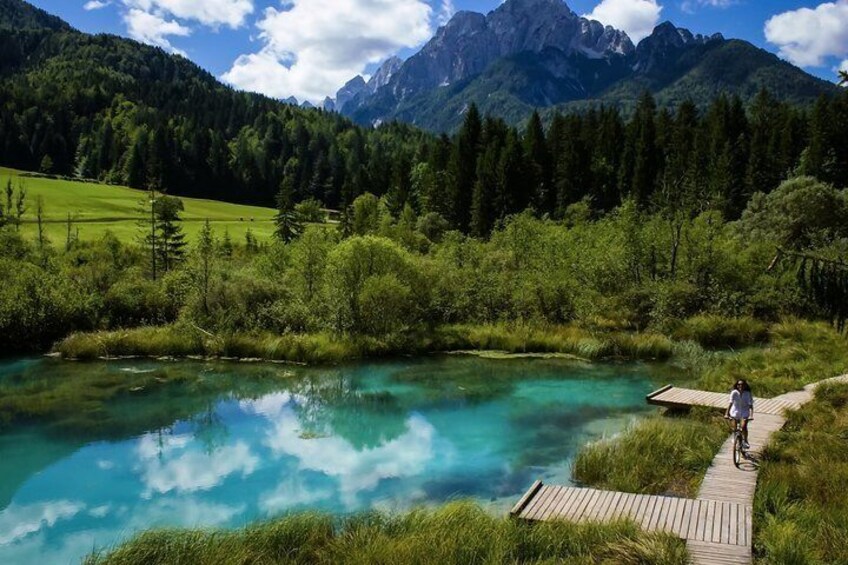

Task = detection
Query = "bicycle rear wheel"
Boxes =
[733,432,742,466]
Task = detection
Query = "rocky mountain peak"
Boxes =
[335,75,367,110]
[367,56,403,93]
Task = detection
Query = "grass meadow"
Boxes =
[2,168,278,242]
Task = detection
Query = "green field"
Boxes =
[2,168,278,243]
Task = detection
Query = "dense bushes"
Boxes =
[1,176,844,355]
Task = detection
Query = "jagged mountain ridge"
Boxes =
[338,0,837,132]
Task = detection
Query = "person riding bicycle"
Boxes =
[725,379,754,449]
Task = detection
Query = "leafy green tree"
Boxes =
[351,193,383,236]
[195,219,215,315]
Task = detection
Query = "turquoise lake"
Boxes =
[0,356,670,564]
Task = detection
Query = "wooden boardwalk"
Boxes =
[511,374,848,564]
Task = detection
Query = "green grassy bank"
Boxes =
[2,168,278,242]
[55,323,677,364]
[85,501,688,565]
[754,382,848,564]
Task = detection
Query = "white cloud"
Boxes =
[123,8,191,55]
[841,59,848,72]
[122,0,254,29]
[438,0,456,25]
[83,0,111,10]
[765,1,848,68]
[0,500,85,545]
[136,435,259,497]
[584,0,663,44]
[222,0,435,104]
[680,0,733,14]
[116,1,253,56]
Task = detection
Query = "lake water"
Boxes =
[0,355,668,564]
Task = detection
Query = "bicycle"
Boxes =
[725,416,752,467]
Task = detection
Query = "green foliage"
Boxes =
[754,383,848,564]
[740,177,848,249]
[84,501,688,565]
[572,412,727,497]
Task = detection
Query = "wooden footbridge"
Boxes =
[511,375,848,564]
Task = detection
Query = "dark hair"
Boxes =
[733,379,751,393]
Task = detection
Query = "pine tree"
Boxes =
[447,104,482,232]
[523,110,550,212]
[629,92,658,206]
[154,196,187,272]
[275,161,303,243]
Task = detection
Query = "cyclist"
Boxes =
[725,379,754,449]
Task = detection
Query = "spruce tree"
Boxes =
[275,168,303,244]
[523,111,550,212]
[448,104,482,232]
[154,196,187,272]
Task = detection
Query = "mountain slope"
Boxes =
[344,0,839,132]
[0,0,426,208]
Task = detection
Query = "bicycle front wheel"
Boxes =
[733,433,742,466]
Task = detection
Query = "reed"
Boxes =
[84,501,688,565]
[572,410,727,497]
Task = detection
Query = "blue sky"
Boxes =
[28,0,848,102]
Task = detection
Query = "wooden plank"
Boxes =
[697,498,711,541]
[533,486,561,521]
[576,489,602,521]
[600,490,622,521]
[663,497,680,532]
[510,480,543,516]
[549,487,580,520]
[585,490,615,522]
[523,485,553,520]
[649,496,668,531]
[745,504,753,546]
[640,496,658,529]
[561,488,591,521]
[646,384,673,401]
[631,494,650,526]
[672,498,689,537]
[537,486,563,521]
[729,502,738,546]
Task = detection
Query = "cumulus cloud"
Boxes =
[123,8,191,55]
[222,0,435,104]
[583,0,663,44]
[83,0,111,10]
[115,0,254,55]
[765,1,848,68]
[0,500,85,545]
[122,0,254,29]
[136,434,259,497]
[680,0,733,14]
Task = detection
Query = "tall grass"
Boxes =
[85,501,688,565]
[57,323,676,364]
[671,315,768,349]
[434,324,674,361]
[696,319,848,396]
[754,383,848,564]
[572,409,727,497]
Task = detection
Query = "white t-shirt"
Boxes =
[729,389,753,419]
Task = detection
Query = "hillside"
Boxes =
[0,0,425,209]
[2,167,277,243]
